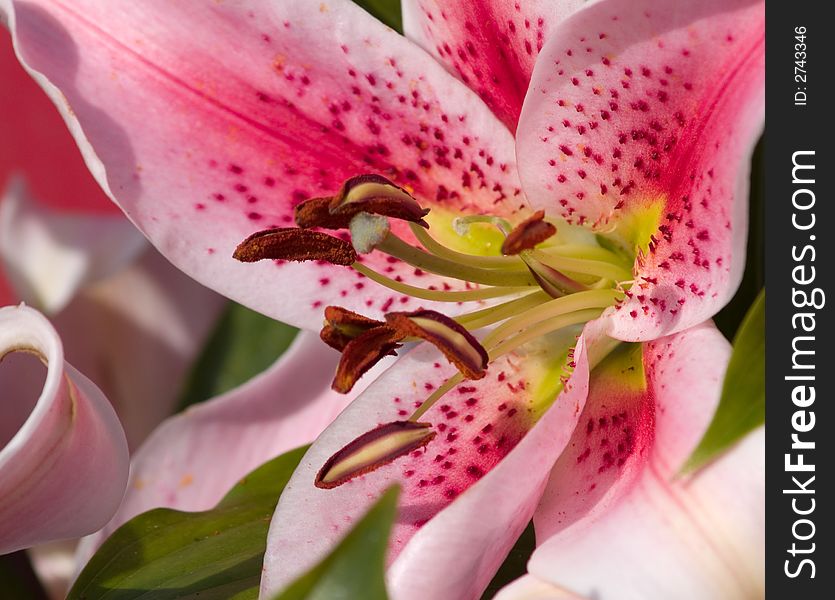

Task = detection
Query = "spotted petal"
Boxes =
[0,305,129,554]
[517,0,764,340]
[73,331,382,568]
[2,0,524,330]
[261,326,591,599]
[402,0,593,130]
[524,322,764,599]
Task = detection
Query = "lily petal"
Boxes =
[517,0,764,340]
[0,305,129,554]
[2,0,523,330]
[0,27,115,214]
[0,177,146,314]
[495,575,585,600]
[0,269,13,306]
[52,249,226,449]
[402,0,592,130]
[526,322,764,599]
[261,326,591,599]
[74,331,382,567]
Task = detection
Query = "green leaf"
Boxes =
[353,0,402,33]
[682,289,765,473]
[272,486,399,600]
[68,446,309,600]
[480,522,536,599]
[177,302,298,410]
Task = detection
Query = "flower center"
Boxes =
[234,174,633,486]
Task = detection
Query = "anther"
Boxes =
[315,421,436,488]
[233,228,357,266]
[385,309,489,380]
[320,306,386,351]
[332,326,402,393]
[294,197,353,229]
[330,174,429,227]
[501,210,557,255]
[294,174,429,229]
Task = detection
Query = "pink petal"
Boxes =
[0,177,146,315]
[261,328,592,599]
[495,575,584,600]
[0,305,129,554]
[0,28,116,214]
[3,0,523,330]
[402,0,592,130]
[516,0,764,340]
[74,331,378,568]
[0,269,13,306]
[53,248,226,449]
[527,322,764,599]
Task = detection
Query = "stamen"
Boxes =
[233,228,357,266]
[315,421,436,488]
[540,243,629,265]
[408,222,526,271]
[455,291,551,330]
[531,249,633,283]
[501,210,557,255]
[521,252,588,298]
[329,174,429,227]
[294,174,429,229]
[407,307,604,422]
[453,215,512,236]
[294,197,353,229]
[378,234,538,287]
[410,372,464,421]
[320,306,385,351]
[351,262,532,302]
[487,308,605,360]
[482,289,623,348]
[385,310,489,380]
[332,326,402,393]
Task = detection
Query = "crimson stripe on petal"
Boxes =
[402,0,593,130]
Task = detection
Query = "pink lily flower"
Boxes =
[1,0,763,597]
